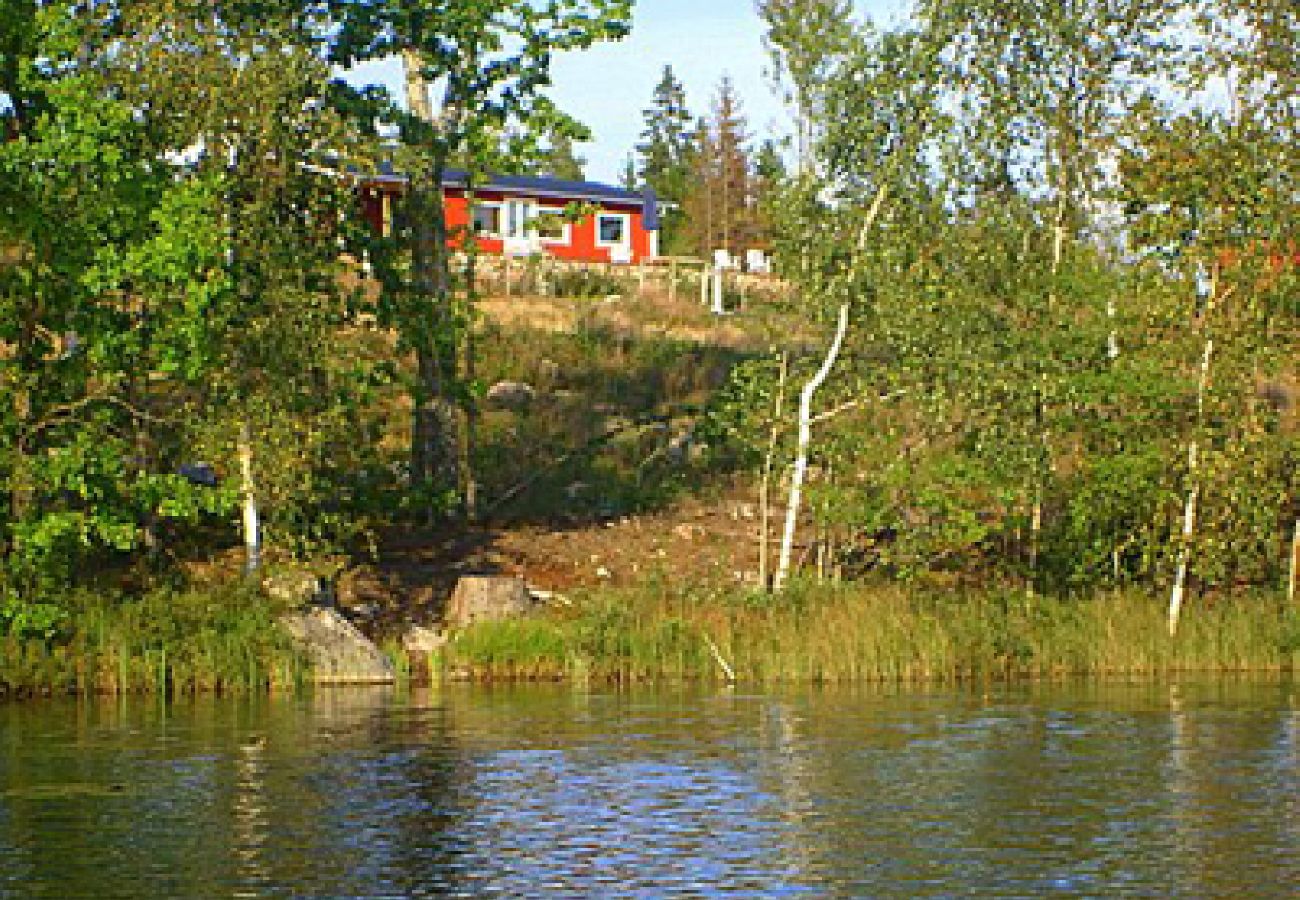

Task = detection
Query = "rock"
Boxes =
[280,607,396,684]
[485,380,536,410]
[445,575,535,628]
[262,568,324,606]
[403,624,448,658]
[528,588,570,607]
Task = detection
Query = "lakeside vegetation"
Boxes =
[2,1,1297,695]
[442,584,1300,684]
[1,584,306,699]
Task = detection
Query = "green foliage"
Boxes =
[0,583,306,697]
[722,0,1299,606]
[0,590,66,643]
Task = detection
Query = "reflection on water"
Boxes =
[2,679,1299,897]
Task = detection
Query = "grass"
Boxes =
[0,582,308,698]
[473,317,746,522]
[439,581,1300,684]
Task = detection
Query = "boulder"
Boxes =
[262,568,323,605]
[403,624,448,658]
[485,380,536,410]
[446,575,534,628]
[280,607,395,684]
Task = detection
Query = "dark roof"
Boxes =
[443,169,647,206]
[368,162,649,207]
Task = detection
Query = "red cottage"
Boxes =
[359,168,662,265]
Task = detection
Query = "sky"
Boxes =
[343,0,912,184]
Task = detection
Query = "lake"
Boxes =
[2,679,1299,897]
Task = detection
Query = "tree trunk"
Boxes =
[402,48,434,123]
[1168,336,1214,636]
[758,352,789,590]
[459,187,483,522]
[1287,517,1298,606]
[403,50,461,520]
[1029,214,1068,596]
[238,420,260,575]
[405,162,458,511]
[772,184,888,593]
[774,302,850,593]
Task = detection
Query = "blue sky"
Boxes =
[343,0,911,183]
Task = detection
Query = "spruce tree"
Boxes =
[635,65,693,252]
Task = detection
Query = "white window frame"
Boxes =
[533,205,571,246]
[595,212,631,249]
[471,202,503,239]
[503,199,531,241]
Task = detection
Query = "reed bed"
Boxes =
[444,582,1300,684]
[0,584,307,698]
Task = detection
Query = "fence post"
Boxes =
[669,258,678,304]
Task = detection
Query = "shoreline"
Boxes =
[7,582,1295,699]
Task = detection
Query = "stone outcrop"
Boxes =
[485,380,536,410]
[445,575,534,628]
[280,607,395,684]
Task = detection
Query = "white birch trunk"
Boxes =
[238,421,260,575]
[758,352,789,591]
[1107,298,1119,360]
[1167,446,1199,637]
[772,185,888,593]
[774,302,850,593]
[1168,337,1214,636]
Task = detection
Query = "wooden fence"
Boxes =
[455,253,787,309]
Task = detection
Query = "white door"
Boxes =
[503,199,534,255]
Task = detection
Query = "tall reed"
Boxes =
[1,584,307,698]
[442,582,1300,684]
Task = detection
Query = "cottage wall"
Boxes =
[445,189,655,264]
[357,180,657,265]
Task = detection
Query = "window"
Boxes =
[533,207,569,244]
[471,204,502,237]
[596,213,629,246]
